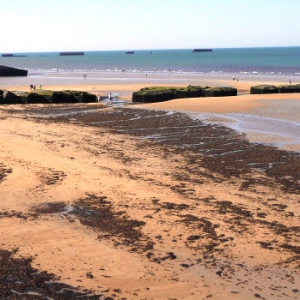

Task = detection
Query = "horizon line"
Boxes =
[1,45,300,55]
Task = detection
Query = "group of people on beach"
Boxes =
[97,93,112,103]
[29,84,42,90]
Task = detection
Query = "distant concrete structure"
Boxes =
[0,65,28,77]
[192,49,213,52]
[59,52,84,56]
[2,53,26,57]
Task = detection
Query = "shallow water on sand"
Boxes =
[192,100,300,152]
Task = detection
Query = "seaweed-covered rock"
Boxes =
[11,91,28,104]
[277,84,300,93]
[174,85,206,98]
[81,91,97,103]
[0,89,97,105]
[132,87,177,103]
[28,90,53,103]
[52,91,78,103]
[250,85,279,94]
[52,90,97,103]
[202,86,237,97]
[132,85,238,102]
[0,89,27,104]
[28,90,97,103]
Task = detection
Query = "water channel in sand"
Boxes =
[191,99,300,153]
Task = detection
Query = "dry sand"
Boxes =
[1,79,300,299]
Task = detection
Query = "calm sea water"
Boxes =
[1,47,300,77]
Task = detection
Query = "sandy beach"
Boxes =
[1,76,300,299]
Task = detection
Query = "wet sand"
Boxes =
[139,94,300,152]
[1,77,300,299]
[3,74,300,152]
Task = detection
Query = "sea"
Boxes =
[1,47,300,86]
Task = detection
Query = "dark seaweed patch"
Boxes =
[0,248,105,299]
[0,163,12,183]
[21,106,300,194]
[31,202,67,214]
[70,194,153,253]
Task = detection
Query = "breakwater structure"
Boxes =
[0,65,28,77]
[192,49,213,52]
[2,53,26,57]
[59,52,84,56]
[132,85,237,103]
[250,84,300,94]
[0,89,97,104]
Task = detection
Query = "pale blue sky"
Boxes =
[1,0,299,53]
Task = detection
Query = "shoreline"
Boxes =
[2,75,300,152]
[1,69,298,88]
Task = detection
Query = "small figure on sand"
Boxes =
[108,93,112,103]
[97,94,101,103]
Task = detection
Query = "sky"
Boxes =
[1,0,300,53]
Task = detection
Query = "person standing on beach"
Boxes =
[108,93,112,103]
